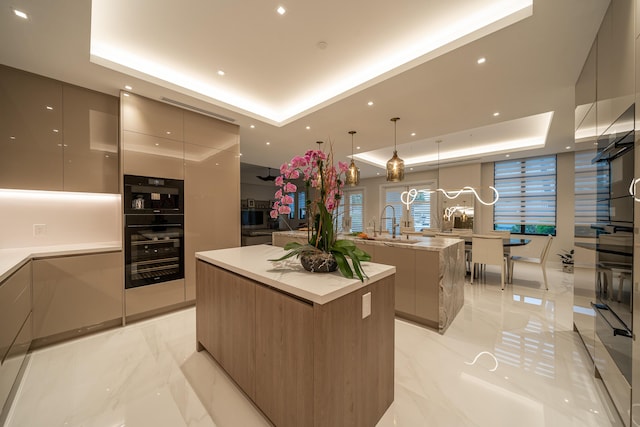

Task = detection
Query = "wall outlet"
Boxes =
[33,224,47,236]
[362,292,371,319]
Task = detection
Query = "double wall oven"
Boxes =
[124,175,184,289]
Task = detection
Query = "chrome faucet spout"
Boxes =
[379,204,398,238]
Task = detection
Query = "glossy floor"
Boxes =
[4,264,621,426]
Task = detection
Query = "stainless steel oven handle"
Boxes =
[126,224,183,228]
[591,302,633,338]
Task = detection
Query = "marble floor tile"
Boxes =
[3,264,622,426]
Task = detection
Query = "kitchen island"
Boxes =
[195,245,396,427]
[273,231,465,334]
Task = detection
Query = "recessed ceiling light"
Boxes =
[53,129,59,133]
[306,126,311,130]
[13,9,28,19]
[123,93,130,97]
[250,124,255,129]
[266,141,271,145]
[105,155,110,158]
[155,143,159,146]
[410,167,414,171]
[505,154,510,157]
[367,101,374,106]
[411,132,416,136]
[277,6,286,15]
[239,153,243,156]
[166,131,172,135]
[356,146,361,150]
[215,163,220,166]
[217,70,225,76]
[565,146,571,150]
[477,57,486,64]
[46,106,53,110]
[10,136,16,140]
[124,85,132,90]
[493,112,500,117]
[376,172,380,176]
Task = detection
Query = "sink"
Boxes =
[362,237,421,244]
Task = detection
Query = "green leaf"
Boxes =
[332,251,354,279]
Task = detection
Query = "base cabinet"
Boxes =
[32,252,123,346]
[196,259,394,427]
[0,262,32,420]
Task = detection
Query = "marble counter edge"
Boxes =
[0,242,122,283]
[196,245,396,305]
[272,231,463,252]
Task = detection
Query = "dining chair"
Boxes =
[452,228,473,236]
[489,230,511,238]
[470,235,508,290]
[508,235,553,290]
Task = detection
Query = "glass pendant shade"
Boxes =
[346,159,360,186]
[386,151,404,182]
[345,130,360,186]
[386,117,404,182]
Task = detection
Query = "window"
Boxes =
[574,150,608,236]
[383,183,432,232]
[338,189,364,233]
[494,156,556,235]
[297,191,306,220]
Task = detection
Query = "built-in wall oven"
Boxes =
[124,175,184,289]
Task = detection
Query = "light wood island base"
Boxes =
[195,245,395,427]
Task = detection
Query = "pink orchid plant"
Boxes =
[269,143,370,281]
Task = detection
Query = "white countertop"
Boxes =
[196,245,396,305]
[0,242,122,283]
[273,230,463,252]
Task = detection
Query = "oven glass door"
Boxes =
[125,214,184,289]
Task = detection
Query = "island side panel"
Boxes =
[255,284,314,427]
[438,242,465,333]
[374,245,416,315]
[195,260,256,399]
[313,274,395,427]
[414,250,440,326]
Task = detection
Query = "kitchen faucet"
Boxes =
[368,218,377,237]
[379,204,398,238]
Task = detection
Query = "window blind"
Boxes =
[494,155,557,235]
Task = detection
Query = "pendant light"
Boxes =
[345,130,360,186]
[386,117,404,182]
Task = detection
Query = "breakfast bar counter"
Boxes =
[195,245,396,427]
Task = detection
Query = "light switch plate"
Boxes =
[33,224,47,236]
[362,292,371,319]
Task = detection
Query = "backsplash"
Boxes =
[0,190,121,249]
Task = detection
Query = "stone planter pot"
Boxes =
[300,252,338,273]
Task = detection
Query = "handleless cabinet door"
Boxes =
[0,66,63,190]
[0,262,31,363]
[184,142,240,301]
[121,93,183,141]
[374,245,415,315]
[62,85,119,193]
[32,252,123,342]
[184,110,239,149]
[122,131,184,179]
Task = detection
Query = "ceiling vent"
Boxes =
[160,97,236,123]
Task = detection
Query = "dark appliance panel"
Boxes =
[125,214,184,289]
[124,174,184,214]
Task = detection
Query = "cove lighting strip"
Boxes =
[0,189,121,202]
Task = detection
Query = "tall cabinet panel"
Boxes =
[62,85,119,193]
[0,66,63,190]
[632,2,640,423]
[184,143,240,301]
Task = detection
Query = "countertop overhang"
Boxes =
[196,244,396,305]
